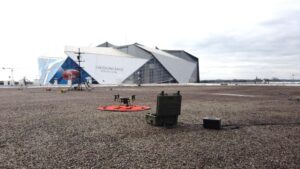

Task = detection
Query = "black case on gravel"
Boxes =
[146,91,181,127]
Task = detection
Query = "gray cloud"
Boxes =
[183,10,300,79]
[197,14,300,57]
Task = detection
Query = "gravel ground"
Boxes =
[0,86,299,169]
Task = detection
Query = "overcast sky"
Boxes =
[0,0,299,81]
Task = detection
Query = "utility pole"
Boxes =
[73,48,84,90]
[2,67,14,86]
[292,73,295,82]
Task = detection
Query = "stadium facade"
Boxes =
[38,42,199,85]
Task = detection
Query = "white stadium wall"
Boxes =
[66,51,149,84]
[38,43,199,85]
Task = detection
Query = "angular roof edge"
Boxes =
[95,42,198,61]
[163,50,198,61]
[97,42,116,47]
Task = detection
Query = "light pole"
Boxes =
[2,67,14,86]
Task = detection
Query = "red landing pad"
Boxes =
[98,105,151,112]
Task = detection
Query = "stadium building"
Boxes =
[38,42,199,85]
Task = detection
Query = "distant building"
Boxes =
[38,42,199,85]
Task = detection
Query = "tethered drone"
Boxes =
[98,94,150,112]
